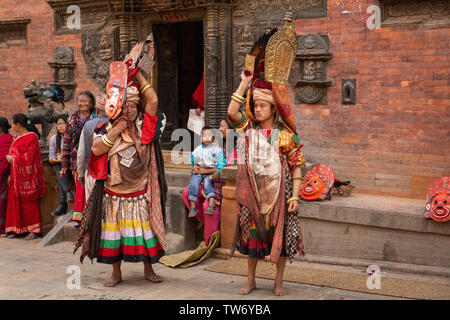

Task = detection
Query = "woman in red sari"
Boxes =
[0,117,13,235]
[5,114,46,240]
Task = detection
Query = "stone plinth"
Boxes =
[39,162,69,235]
[220,166,450,270]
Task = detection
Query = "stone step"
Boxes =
[165,170,191,188]
[162,150,191,171]
[220,190,450,271]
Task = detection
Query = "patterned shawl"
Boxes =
[62,111,95,170]
[235,130,303,263]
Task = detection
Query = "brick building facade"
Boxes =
[0,0,99,117]
[0,0,448,199]
[293,0,449,199]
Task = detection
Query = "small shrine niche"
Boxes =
[342,79,356,105]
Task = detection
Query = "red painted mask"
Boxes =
[300,176,326,201]
[424,177,450,222]
[300,164,335,201]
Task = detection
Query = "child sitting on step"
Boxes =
[188,126,226,218]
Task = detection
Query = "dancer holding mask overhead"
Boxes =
[75,34,168,288]
[228,13,306,296]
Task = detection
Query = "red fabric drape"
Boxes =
[192,72,205,109]
[5,132,46,234]
[0,134,13,232]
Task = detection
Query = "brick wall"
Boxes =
[0,0,448,199]
[293,0,449,199]
[0,0,99,121]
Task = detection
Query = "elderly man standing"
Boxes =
[77,93,108,199]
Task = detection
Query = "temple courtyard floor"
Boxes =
[0,238,445,300]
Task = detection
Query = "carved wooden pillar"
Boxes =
[205,6,232,128]
[205,7,219,128]
[119,14,130,58]
[128,14,137,45]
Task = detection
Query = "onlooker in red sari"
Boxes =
[0,117,13,235]
[61,91,96,226]
[5,114,46,240]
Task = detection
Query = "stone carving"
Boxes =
[296,86,325,104]
[234,0,326,19]
[48,47,76,101]
[0,18,29,48]
[293,34,332,104]
[381,0,450,29]
[232,0,327,88]
[23,80,69,147]
[303,61,316,81]
[81,19,120,89]
[384,0,449,16]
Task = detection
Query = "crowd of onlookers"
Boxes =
[0,88,101,239]
[0,84,237,244]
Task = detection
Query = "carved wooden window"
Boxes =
[380,0,450,29]
[0,18,30,48]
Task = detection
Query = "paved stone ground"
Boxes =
[0,238,404,300]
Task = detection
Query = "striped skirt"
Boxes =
[96,189,165,264]
[238,219,287,260]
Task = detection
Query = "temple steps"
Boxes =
[219,190,450,277]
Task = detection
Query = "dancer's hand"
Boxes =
[288,200,299,213]
[114,118,128,133]
[240,69,253,87]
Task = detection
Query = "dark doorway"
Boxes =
[153,21,204,150]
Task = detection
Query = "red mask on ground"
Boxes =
[300,164,335,201]
[424,177,450,222]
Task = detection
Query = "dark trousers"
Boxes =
[52,163,72,205]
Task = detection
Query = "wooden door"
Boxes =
[153,23,179,149]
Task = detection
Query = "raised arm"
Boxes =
[135,70,158,116]
[228,70,253,123]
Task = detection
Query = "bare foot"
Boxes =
[104,274,122,287]
[145,273,164,283]
[273,282,287,296]
[238,281,256,295]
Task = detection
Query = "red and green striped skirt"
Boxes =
[96,189,165,264]
[238,220,287,260]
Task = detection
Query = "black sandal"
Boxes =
[24,233,38,241]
